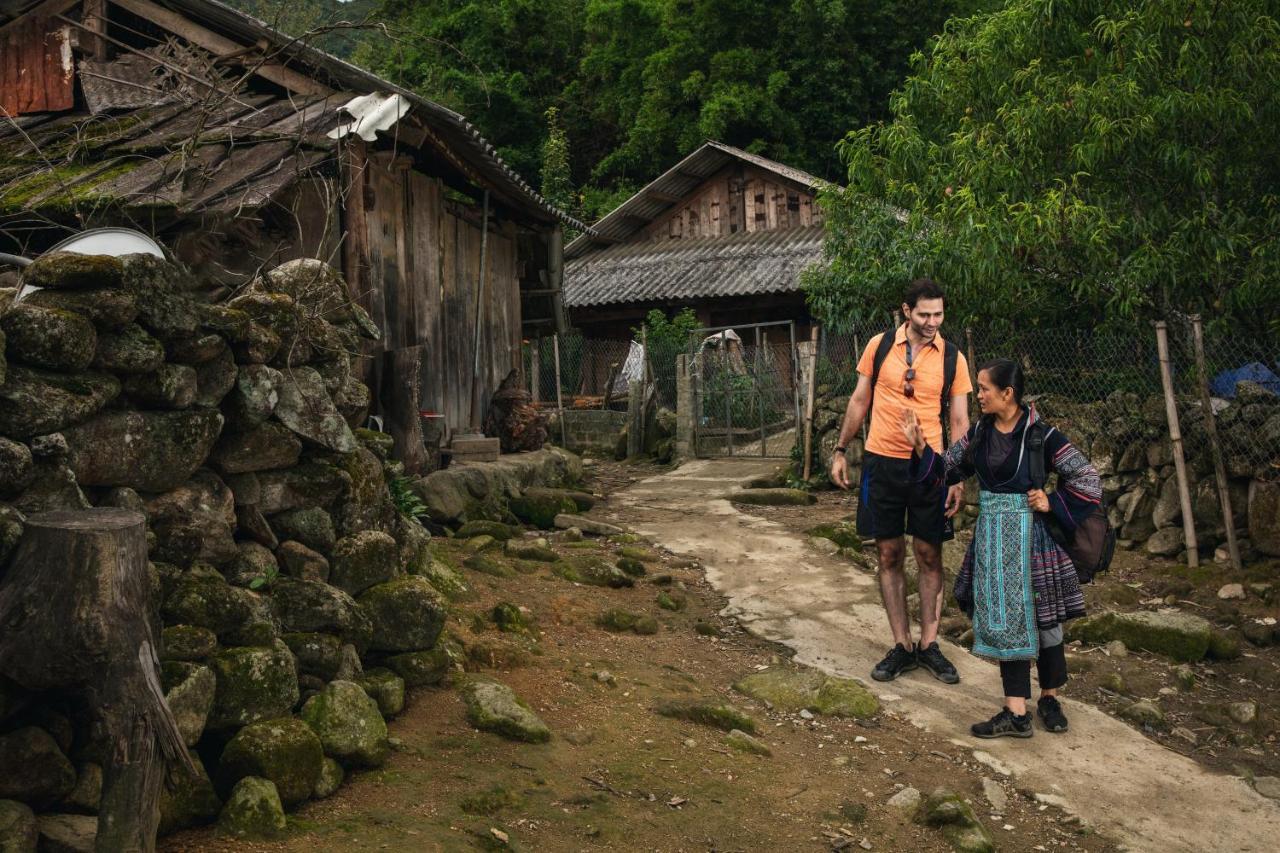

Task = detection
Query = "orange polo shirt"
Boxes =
[857,325,971,459]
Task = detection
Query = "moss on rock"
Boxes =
[461,680,550,743]
[1066,610,1212,662]
[596,609,658,635]
[0,365,120,439]
[456,520,518,541]
[218,717,323,808]
[161,625,218,662]
[554,556,634,588]
[357,576,447,653]
[206,641,300,731]
[161,661,216,746]
[385,642,464,687]
[312,757,344,800]
[22,252,123,290]
[0,304,97,372]
[330,531,400,596]
[217,776,286,840]
[269,578,371,652]
[159,756,221,836]
[270,508,336,554]
[91,322,164,374]
[300,680,389,768]
[806,522,862,550]
[509,491,577,529]
[64,408,223,492]
[282,633,344,680]
[355,669,405,717]
[25,287,137,329]
[463,553,515,578]
[655,700,756,734]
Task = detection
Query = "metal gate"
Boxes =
[690,320,801,458]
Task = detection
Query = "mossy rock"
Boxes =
[25,287,137,329]
[456,520,518,541]
[732,668,877,719]
[615,556,647,578]
[812,677,879,719]
[0,726,75,807]
[161,625,218,662]
[64,408,223,492]
[491,602,530,633]
[656,591,687,612]
[282,633,344,680]
[465,535,498,553]
[162,661,216,747]
[806,522,862,550]
[913,787,995,853]
[330,530,400,597]
[725,729,771,757]
[596,609,658,635]
[503,539,559,562]
[217,776,286,840]
[159,756,221,836]
[461,680,550,743]
[655,699,756,733]
[463,553,515,578]
[300,681,389,768]
[21,252,123,290]
[121,363,197,409]
[353,428,395,460]
[270,508,336,554]
[355,669,405,718]
[725,488,815,506]
[269,578,372,652]
[1207,630,1242,660]
[0,304,97,372]
[1065,610,1212,662]
[161,571,254,637]
[0,365,120,439]
[555,556,633,588]
[619,546,659,562]
[206,641,300,731]
[509,492,577,529]
[312,757,344,800]
[357,576,447,653]
[466,639,536,671]
[410,556,471,600]
[218,717,323,808]
[385,643,464,687]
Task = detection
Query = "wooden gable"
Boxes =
[635,164,823,246]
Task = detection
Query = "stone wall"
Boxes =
[550,409,628,457]
[801,384,1280,561]
[0,254,466,842]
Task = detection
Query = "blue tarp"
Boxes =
[1210,361,1280,398]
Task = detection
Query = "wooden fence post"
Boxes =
[553,333,567,447]
[1154,321,1199,566]
[1190,315,1241,569]
[802,325,821,480]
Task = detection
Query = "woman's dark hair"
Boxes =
[903,277,945,308]
[978,358,1024,404]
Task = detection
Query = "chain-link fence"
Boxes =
[520,332,683,411]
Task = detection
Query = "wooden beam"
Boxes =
[108,0,332,96]
[0,0,77,38]
[82,0,107,59]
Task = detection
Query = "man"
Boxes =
[830,278,972,684]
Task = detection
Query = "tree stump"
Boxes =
[0,509,193,852]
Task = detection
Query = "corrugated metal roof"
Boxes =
[564,225,825,308]
[565,141,823,259]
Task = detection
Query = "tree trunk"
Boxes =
[0,509,193,853]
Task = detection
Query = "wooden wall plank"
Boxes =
[0,17,73,115]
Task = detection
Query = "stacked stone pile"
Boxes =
[804,384,1280,560]
[0,254,458,841]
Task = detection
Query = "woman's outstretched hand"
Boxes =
[1027,489,1050,513]
[901,410,927,454]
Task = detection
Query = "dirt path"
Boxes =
[603,457,1280,853]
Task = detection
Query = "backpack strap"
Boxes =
[865,326,898,423]
[1026,420,1047,490]
[940,339,959,444]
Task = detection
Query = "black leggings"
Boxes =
[999,643,1068,699]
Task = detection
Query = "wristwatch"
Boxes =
[834,446,847,454]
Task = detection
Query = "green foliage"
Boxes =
[806,0,1280,337]
[389,474,429,521]
[221,0,379,58]
[356,1,981,216]
[248,562,280,591]
[636,307,700,401]
[540,107,575,221]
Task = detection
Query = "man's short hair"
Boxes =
[904,278,945,309]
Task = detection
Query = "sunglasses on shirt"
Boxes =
[904,367,916,399]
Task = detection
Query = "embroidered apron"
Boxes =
[971,491,1038,660]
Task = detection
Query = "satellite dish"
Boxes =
[14,228,165,303]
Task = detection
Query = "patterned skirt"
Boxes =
[954,493,1087,661]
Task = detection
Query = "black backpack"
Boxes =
[867,326,961,443]
[1026,421,1115,584]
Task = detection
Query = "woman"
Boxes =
[901,358,1101,738]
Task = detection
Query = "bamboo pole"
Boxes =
[1190,315,1241,569]
[802,326,821,480]
[468,190,491,432]
[1154,321,1199,566]
[553,333,567,447]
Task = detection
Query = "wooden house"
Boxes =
[0,0,587,467]
[563,141,826,340]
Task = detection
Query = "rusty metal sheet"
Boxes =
[0,16,73,116]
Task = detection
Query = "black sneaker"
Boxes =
[971,708,1034,739]
[871,643,918,682]
[1037,696,1069,732]
[916,642,960,684]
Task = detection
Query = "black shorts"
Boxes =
[856,452,953,544]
